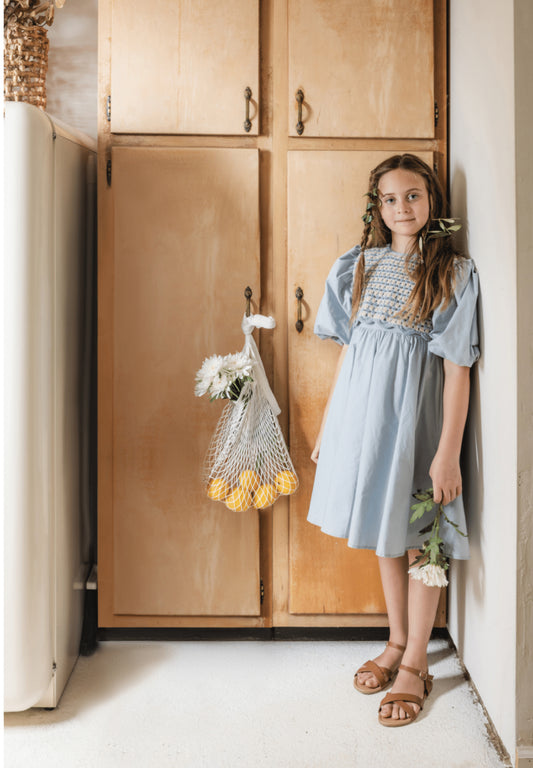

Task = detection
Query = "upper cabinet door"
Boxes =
[111,0,259,135]
[288,0,434,138]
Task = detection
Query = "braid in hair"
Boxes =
[351,170,389,322]
[350,221,371,323]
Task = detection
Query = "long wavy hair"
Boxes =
[351,154,464,324]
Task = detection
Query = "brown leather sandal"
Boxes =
[378,663,434,726]
[353,641,406,694]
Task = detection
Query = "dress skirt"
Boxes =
[307,320,471,559]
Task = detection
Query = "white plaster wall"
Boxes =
[448,0,517,757]
[514,0,533,756]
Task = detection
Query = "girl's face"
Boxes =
[377,169,430,251]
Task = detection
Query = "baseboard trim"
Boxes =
[97,626,450,642]
[97,627,273,642]
[446,635,513,767]
[516,746,533,767]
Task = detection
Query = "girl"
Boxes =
[308,154,479,727]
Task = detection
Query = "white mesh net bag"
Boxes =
[197,313,298,511]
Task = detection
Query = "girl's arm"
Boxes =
[429,358,471,505]
[311,344,349,464]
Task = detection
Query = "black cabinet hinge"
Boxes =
[434,101,439,127]
[260,579,265,605]
[106,159,111,186]
[106,95,111,122]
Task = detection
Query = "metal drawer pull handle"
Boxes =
[244,286,253,316]
[295,287,304,332]
[296,89,304,135]
[244,87,252,132]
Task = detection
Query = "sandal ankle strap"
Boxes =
[399,663,432,681]
[386,641,406,652]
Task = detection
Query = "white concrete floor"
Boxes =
[4,638,511,768]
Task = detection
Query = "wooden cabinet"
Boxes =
[98,0,447,628]
[288,0,435,138]
[110,0,259,135]
[99,146,262,622]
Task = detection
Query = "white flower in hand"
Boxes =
[408,563,448,588]
[408,487,467,587]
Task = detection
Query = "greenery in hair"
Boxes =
[418,218,462,253]
[361,187,380,225]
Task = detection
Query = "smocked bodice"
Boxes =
[356,246,432,335]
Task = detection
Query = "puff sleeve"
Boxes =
[314,245,360,346]
[428,258,480,367]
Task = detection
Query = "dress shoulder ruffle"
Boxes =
[428,257,480,367]
[314,245,361,346]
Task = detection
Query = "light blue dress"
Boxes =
[307,244,480,559]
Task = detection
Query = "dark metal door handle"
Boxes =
[295,287,304,332]
[296,90,304,135]
[244,87,252,132]
[244,286,253,316]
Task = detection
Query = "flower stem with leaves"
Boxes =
[408,488,467,587]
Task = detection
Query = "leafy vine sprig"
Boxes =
[408,487,467,586]
[418,218,462,254]
[361,187,380,226]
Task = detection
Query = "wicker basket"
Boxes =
[4,21,49,109]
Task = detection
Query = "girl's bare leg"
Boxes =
[357,554,409,689]
[379,550,443,720]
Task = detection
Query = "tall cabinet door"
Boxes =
[99,147,261,622]
[287,150,434,616]
[288,0,434,138]
[111,0,259,135]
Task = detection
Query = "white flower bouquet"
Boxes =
[195,314,298,512]
[195,352,254,402]
[408,488,467,587]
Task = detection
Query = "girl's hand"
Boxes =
[311,437,321,464]
[429,451,462,505]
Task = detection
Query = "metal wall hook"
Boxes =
[295,287,304,332]
[296,90,304,135]
[244,87,252,132]
[244,286,253,317]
